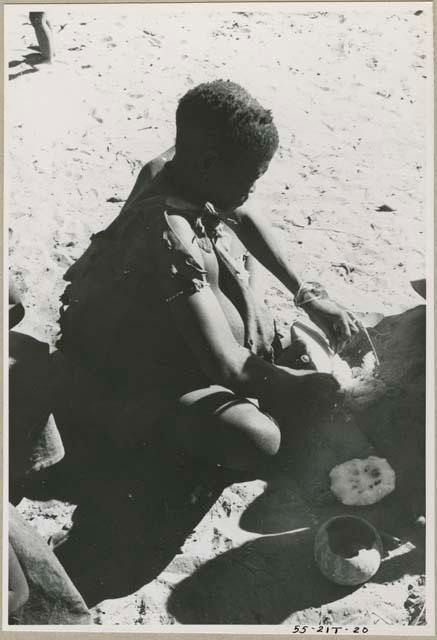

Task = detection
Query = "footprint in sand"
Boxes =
[53,251,74,269]
[102,35,117,48]
[90,108,103,124]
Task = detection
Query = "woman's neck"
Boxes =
[168,156,209,206]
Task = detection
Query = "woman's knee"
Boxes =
[244,410,281,458]
[220,403,281,465]
[173,387,282,469]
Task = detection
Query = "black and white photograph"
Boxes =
[3,2,434,631]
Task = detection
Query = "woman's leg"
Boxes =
[167,385,281,472]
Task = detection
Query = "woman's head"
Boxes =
[175,80,279,210]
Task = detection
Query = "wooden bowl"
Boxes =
[314,516,383,586]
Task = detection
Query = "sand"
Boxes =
[5,3,431,628]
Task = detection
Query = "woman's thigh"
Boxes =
[166,385,281,471]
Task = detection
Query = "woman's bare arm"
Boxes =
[161,216,336,406]
[230,207,301,293]
[228,207,358,351]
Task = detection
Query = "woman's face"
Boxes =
[204,152,271,212]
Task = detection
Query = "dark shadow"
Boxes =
[374,544,425,584]
[230,306,425,623]
[242,306,425,537]
[12,304,426,615]
[239,408,374,535]
[239,463,423,540]
[9,68,38,81]
[344,305,426,517]
[167,528,357,624]
[23,52,48,65]
[238,470,318,535]
[167,518,425,624]
[18,431,244,608]
[12,346,255,607]
[7,51,50,81]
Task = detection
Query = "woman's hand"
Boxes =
[304,297,359,353]
[263,365,342,422]
[276,365,341,397]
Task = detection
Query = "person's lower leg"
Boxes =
[31,15,54,61]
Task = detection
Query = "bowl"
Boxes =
[314,515,383,586]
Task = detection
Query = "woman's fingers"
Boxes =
[332,312,350,353]
[307,302,360,353]
[335,310,364,352]
[347,311,360,334]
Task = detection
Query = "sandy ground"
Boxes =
[5,3,431,628]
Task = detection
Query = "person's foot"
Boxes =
[38,53,54,65]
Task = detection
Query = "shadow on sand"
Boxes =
[15,305,425,615]
[19,439,246,608]
[168,527,356,624]
[8,52,49,81]
[167,305,426,623]
[166,523,424,625]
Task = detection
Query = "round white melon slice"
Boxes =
[329,456,396,506]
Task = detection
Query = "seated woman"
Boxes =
[55,80,357,472]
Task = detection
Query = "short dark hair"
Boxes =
[176,80,279,163]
